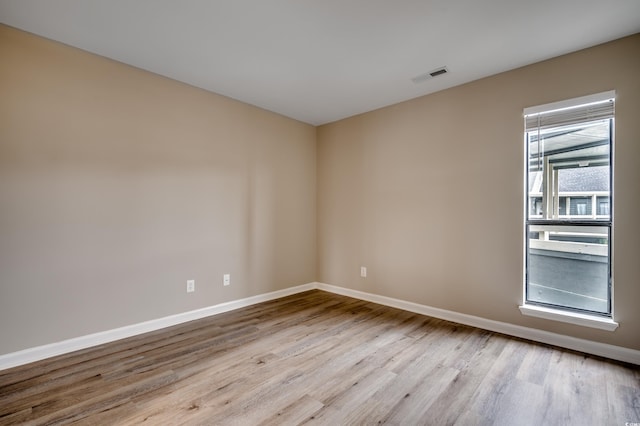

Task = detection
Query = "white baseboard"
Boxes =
[315,282,640,365]
[0,283,316,371]
[1,281,637,370]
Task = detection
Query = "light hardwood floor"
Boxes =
[0,290,638,425]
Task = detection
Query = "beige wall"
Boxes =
[0,25,316,355]
[317,34,640,350]
[1,23,638,358]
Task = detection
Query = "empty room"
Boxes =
[0,1,639,424]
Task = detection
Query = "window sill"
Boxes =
[519,304,618,331]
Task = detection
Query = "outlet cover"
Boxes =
[360,267,367,278]
[223,274,230,286]
[187,280,195,293]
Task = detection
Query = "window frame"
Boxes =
[521,91,618,329]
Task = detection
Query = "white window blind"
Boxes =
[524,90,615,131]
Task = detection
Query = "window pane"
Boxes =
[597,196,610,216]
[527,120,610,220]
[558,197,567,216]
[571,197,590,216]
[525,95,613,317]
[529,197,542,216]
[527,224,609,314]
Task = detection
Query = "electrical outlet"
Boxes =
[187,279,195,293]
[360,267,367,278]
[223,274,230,286]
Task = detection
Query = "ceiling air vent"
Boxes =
[411,66,449,84]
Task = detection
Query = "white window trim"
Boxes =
[519,304,618,331]
[523,91,617,330]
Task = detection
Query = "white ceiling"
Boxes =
[1,1,639,125]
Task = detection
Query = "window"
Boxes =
[523,91,614,318]
[597,197,610,216]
